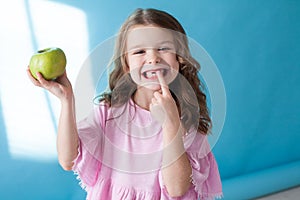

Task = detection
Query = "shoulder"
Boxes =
[77,100,111,130]
[93,100,133,123]
[94,100,111,115]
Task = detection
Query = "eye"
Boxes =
[158,47,171,51]
[133,49,145,55]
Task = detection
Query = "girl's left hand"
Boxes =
[150,71,180,131]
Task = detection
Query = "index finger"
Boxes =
[157,71,169,94]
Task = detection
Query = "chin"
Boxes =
[139,82,161,91]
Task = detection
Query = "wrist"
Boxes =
[61,94,74,108]
[162,118,180,132]
[60,88,74,103]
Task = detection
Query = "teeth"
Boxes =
[147,71,156,78]
[143,69,166,79]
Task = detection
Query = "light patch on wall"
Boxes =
[0,0,89,161]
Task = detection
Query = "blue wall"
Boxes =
[1,0,299,199]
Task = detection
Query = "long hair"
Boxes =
[99,8,211,134]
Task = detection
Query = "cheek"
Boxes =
[127,57,141,71]
[126,57,141,84]
[130,70,140,85]
[174,59,180,70]
[160,54,179,84]
[167,54,179,71]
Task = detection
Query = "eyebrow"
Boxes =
[158,40,174,45]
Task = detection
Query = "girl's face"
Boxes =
[125,25,179,91]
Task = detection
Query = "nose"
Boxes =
[146,50,160,64]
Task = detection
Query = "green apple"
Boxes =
[29,47,67,80]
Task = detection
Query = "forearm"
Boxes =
[27,70,78,170]
[161,123,192,197]
[57,95,79,171]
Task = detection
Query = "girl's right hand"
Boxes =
[27,67,73,103]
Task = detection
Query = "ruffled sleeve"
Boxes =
[159,130,223,200]
[186,151,223,200]
[72,104,108,190]
[184,131,223,200]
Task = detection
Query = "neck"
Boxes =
[133,87,156,110]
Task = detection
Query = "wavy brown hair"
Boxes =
[98,8,211,134]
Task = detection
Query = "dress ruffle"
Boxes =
[73,146,161,199]
[72,141,101,190]
[75,170,160,199]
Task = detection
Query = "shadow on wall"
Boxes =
[0,1,89,199]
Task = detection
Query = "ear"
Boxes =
[176,55,184,64]
[122,65,129,73]
[177,55,186,70]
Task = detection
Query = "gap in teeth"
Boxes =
[144,69,166,78]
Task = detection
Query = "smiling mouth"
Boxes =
[142,68,168,79]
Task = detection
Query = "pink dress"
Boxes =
[72,99,222,200]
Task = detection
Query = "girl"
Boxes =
[27,8,222,200]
